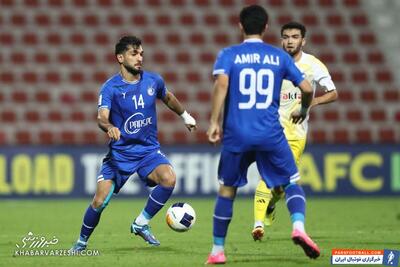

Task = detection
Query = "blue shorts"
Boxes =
[218,139,300,188]
[97,149,171,194]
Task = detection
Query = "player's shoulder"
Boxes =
[101,73,123,89]
[301,52,328,70]
[142,70,163,82]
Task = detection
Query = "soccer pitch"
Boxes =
[1,197,399,267]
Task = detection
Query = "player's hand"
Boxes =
[207,122,221,145]
[180,111,197,132]
[107,126,121,141]
[290,108,308,124]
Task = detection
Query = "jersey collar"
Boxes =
[243,38,263,43]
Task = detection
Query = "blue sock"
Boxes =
[213,195,234,246]
[284,183,306,224]
[79,205,101,242]
[144,185,174,218]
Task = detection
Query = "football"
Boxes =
[166,202,196,232]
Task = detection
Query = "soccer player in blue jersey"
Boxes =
[205,5,320,264]
[70,35,196,251]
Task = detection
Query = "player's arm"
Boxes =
[207,74,229,144]
[310,89,338,108]
[97,108,121,141]
[162,90,196,131]
[291,79,313,124]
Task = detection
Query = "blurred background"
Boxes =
[0,0,399,198]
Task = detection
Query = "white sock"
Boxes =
[134,211,150,226]
[211,245,224,255]
[293,221,305,232]
[254,221,264,229]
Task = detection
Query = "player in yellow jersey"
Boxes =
[252,22,338,241]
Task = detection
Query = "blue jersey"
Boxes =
[213,39,304,152]
[98,71,167,158]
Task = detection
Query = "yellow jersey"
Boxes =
[279,51,336,140]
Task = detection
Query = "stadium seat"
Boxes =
[16,130,32,144]
[94,33,110,45]
[82,52,97,64]
[196,91,211,103]
[172,130,188,143]
[48,110,63,122]
[156,14,172,26]
[58,52,74,64]
[351,70,369,83]
[131,14,148,26]
[11,52,27,64]
[1,111,17,123]
[25,110,40,123]
[195,131,208,143]
[24,0,40,7]
[383,90,400,102]
[93,71,108,83]
[35,13,51,27]
[107,14,124,26]
[334,32,352,46]
[323,110,340,121]
[204,14,219,26]
[48,0,64,7]
[369,109,386,121]
[343,51,360,64]
[367,51,384,64]
[70,111,85,122]
[35,91,51,103]
[199,52,214,64]
[0,72,14,83]
[277,14,294,25]
[378,128,395,143]
[395,111,400,122]
[11,13,27,26]
[38,130,54,145]
[153,52,168,64]
[343,0,360,8]
[189,32,206,45]
[61,131,76,144]
[333,129,350,143]
[317,0,334,7]
[355,129,372,143]
[170,0,185,7]
[301,14,319,27]
[83,14,99,27]
[161,111,178,122]
[45,71,61,83]
[46,32,62,45]
[375,70,393,82]
[70,33,85,45]
[59,13,75,27]
[82,130,98,144]
[0,131,6,145]
[34,52,50,64]
[81,91,97,103]
[359,33,376,45]
[293,0,310,8]
[166,33,181,45]
[326,14,343,26]
[346,109,363,122]
[12,91,28,103]
[180,14,195,25]
[310,129,327,143]
[338,90,354,102]
[351,14,368,26]
[310,33,327,45]
[69,72,85,83]
[269,0,285,7]
[0,32,14,45]
[23,71,38,83]
[60,92,76,104]
[175,52,191,64]
[360,90,376,102]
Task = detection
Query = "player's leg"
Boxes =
[71,179,115,251]
[131,151,175,246]
[206,150,253,264]
[256,141,319,259]
[252,179,271,241]
[264,139,306,226]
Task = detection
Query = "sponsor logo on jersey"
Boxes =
[281,92,302,100]
[124,112,152,134]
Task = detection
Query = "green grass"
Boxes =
[1,197,399,267]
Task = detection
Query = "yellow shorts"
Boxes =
[287,139,306,166]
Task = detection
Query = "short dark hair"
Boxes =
[115,35,142,55]
[281,22,307,38]
[239,5,268,35]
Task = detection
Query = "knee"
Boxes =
[91,195,111,212]
[218,185,236,199]
[159,172,176,187]
[91,196,105,210]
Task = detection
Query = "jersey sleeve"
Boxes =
[98,84,113,110]
[283,53,305,86]
[312,58,336,92]
[155,74,167,99]
[212,48,232,76]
